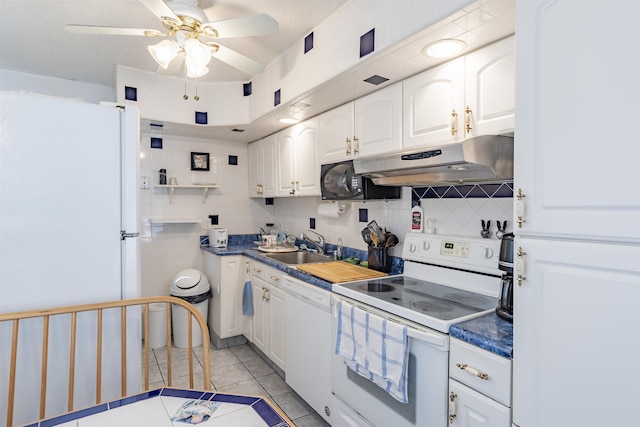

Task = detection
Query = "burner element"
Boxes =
[356,283,395,293]
[411,300,454,314]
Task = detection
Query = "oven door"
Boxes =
[331,295,449,427]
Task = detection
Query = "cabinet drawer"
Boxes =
[250,261,284,288]
[449,338,511,406]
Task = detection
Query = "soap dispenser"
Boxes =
[335,236,343,260]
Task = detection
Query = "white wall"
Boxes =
[0,69,115,104]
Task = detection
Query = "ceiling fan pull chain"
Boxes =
[183,67,189,100]
[194,78,200,101]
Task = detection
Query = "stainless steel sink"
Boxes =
[264,251,333,265]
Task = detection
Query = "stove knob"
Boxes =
[422,241,430,251]
[408,243,416,253]
[484,247,494,259]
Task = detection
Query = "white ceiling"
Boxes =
[0,0,347,85]
[0,0,515,143]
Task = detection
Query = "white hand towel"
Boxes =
[335,300,409,403]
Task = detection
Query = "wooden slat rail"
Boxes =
[0,296,211,427]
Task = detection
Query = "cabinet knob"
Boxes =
[346,137,351,156]
[450,109,458,136]
[353,137,359,155]
[449,392,457,424]
[465,106,473,134]
[456,363,489,380]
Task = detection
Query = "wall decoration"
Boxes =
[191,152,210,171]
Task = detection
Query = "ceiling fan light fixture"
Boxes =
[148,39,180,69]
[184,38,212,68]
[186,65,209,78]
[423,39,467,58]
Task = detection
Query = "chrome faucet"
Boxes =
[300,230,325,255]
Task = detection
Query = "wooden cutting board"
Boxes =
[296,261,388,283]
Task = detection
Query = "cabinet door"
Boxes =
[402,58,465,149]
[464,35,515,138]
[354,82,403,157]
[261,134,277,198]
[251,277,268,355]
[449,380,510,427]
[203,251,221,337]
[247,141,262,198]
[219,255,243,339]
[319,102,355,164]
[293,117,320,196]
[515,1,640,243]
[267,284,286,370]
[242,258,252,340]
[513,237,640,427]
[275,128,295,196]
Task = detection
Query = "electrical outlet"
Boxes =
[140,176,150,189]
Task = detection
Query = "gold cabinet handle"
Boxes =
[270,276,280,282]
[465,106,472,134]
[346,137,351,156]
[353,136,359,155]
[451,108,458,136]
[449,392,457,424]
[456,363,489,380]
[517,246,527,286]
[253,268,262,273]
[516,188,526,228]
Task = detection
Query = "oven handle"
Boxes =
[407,328,447,349]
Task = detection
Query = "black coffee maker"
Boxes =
[496,232,514,322]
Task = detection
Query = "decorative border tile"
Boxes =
[412,182,513,202]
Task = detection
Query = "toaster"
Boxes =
[208,227,228,248]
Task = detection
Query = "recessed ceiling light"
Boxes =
[278,117,299,124]
[423,39,467,59]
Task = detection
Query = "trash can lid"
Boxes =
[170,268,210,297]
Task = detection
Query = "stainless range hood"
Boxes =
[353,134,514,186]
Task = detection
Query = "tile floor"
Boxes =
[143,342,330,427]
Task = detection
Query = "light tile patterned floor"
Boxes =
[143,343,329,427]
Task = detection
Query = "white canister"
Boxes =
[208,227,228,248]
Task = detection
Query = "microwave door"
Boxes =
[322,163,352,199]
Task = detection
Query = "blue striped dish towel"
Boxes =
[335,300,409,403]
[242,281,253,315]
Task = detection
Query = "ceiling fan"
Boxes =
[65,0,279,78]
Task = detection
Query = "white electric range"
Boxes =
[330,233,502,427]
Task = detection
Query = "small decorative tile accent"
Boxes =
[364,75,389,85]
[304,32,314,53]
[228,155,238,165]
[124,86,137,101]
[195,111,208,124]
[265,198,274,205]
[360,28,375,57]
[243,82,252,96]
[150,137,163,149]
[359,208,368,223]
[209,214,219,225]
[412,182,514,202]
[309,218,316,229]
[274,89,281,106]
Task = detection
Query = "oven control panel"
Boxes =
[402,233,502,276]
[440,241,470,258]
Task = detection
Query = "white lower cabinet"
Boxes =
[449,338,511,427]
[203,252,244,340]
[250,262,285,370]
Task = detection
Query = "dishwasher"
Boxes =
[283,275,332,424]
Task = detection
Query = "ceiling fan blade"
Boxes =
[156,52,185,75]
[214,44,265,76]
[65,25,162,37]
[202,14,279,39]
[139,0,180,22]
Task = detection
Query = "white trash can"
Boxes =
[147,302,167,349]
[170,269,211,348]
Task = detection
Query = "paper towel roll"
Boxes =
[318,202,346,218]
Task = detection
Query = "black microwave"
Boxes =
[320,160,401,201]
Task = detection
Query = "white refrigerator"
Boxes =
[0,91,141,425]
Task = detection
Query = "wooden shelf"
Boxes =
[155,184,219,203]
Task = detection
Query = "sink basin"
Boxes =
[264,251,333,265]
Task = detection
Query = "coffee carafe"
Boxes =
[496,232,514,322]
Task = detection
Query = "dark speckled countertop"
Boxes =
[449,313,513,359]
[202,234,512,358]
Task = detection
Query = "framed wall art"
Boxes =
[191,152,210,171]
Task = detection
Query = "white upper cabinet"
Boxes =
[403,58,465,149]
[464,35,515,137]
[247,135,277,198]
[403,36,515,150]
[276,118,320,197]
[318,102,355,164]
[354,82,403,158]
[514,1,639,243]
